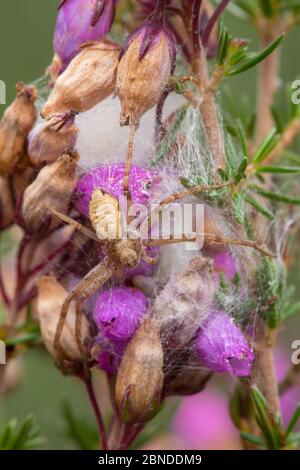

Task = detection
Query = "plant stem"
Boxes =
[107,414,126,450]
[183,1,226,171]
[255,22,281,144]
[85,374,108,450]
[253,319,280,415]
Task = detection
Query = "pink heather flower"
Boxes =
[213,250,237,281]
[75,163,161,216]
[275,348,300,428]
[93,286,148,342]
[195,310,254,377]
[94,332,125,374]
[172,388,240,450]
[54,0,117,66]
[204,246,237,281]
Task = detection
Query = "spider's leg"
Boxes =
[140,181,234,239]
[123,125,137,200]
[141,245,159,265]
[54,259,116,362]
[146,233,275,257]
[75,301,85,358]
[143,254,159,265]
[49,207,99,242]
[54,292,74,360]
[158,180,234,206]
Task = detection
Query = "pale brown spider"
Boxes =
[50,180,274,364]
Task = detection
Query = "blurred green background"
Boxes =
[0,0,299,450]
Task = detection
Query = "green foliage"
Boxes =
[281,285,300,320]
[228,35,284,76]
[216,23,284,78]
[62,403,99,450]
[241,387,300,449]
[253,129,280,163]
[245,195,275,220]
[151,105,188,166]
[254,258,284,329]
[5,318,41,348]
[228,0,300,20]
[250,185,300,205]
[0,416,45,450]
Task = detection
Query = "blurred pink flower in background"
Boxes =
[171,387,241,450]
[275,348,300,427]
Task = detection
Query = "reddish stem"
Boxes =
[0,266,10,308]
[202,0,231,48]
[192,0,203,53]
[85,375,108,450]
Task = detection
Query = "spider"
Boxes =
[50,178,274,364]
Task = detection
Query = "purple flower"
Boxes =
[93,286,148,342]
[75,163,161,216]
[213,250,237,281]
[54,0,117,66]
[94,332,125,374]
[195,310,254,377]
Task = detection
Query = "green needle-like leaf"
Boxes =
[228,35,285,76]
[286,404,300,437]
[253,129,279,163]
[245,195,275,220]
[256,165,300,174]
[250,185,300,205]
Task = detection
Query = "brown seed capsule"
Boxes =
[37,275,90,362]
[47,54,63,82]
[153,256,215,350]
[12,153,36,199]
[0,175,15,229]
[116,27,175,127]
[115,318,164,424]
[28,121,78,167]
[42,40,119,118]
[0,83,37,174]
[22,151,79,234]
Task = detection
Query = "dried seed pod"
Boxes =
[0,175,15,229]
[22,151,79,234]
[153,256,215,350]
[115,317,164,424]
[28,121,78,167]
[37,275,90,362]
[42,40,119,118]
[0,83,37,174]
[89,189,121,240]
[11,154,36,199]
[117,22,176,126]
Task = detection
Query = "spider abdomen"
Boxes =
[89,189,121,240]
